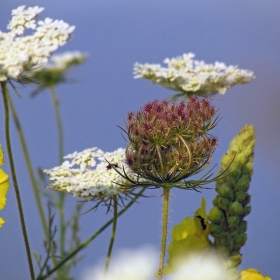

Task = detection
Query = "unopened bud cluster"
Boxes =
[125,97,218,186]
[208,125,256,277]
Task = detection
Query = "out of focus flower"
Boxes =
[0,144,9,227]
[240,268,271,280]
[123,97,220,190]
[134,53,255,98]
[23,51,87,90]
[44,148,139,207]
[82,246,158,280]
[81,245,230,280]
[0,5,75,82]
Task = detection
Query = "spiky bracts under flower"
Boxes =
[208,124,256,278]
[123,97,219,190]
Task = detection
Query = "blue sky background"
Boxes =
[1,0,280,279]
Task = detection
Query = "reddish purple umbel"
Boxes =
[125,97,219,183]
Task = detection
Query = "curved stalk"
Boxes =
[49,86,66,270]
[1,82,35,280]
[104,196,118,276]
[7,92,48,236]
[49,86,64,164]
[157,187,170,280]
[37,188,145,280]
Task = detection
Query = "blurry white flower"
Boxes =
[44,147,136,201]
[0,5,75,82]
[81,246,158,280]
[170,255,230,280]
[134,53,255,97]
[81,246,231,280]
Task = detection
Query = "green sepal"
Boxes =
[216,185,234,201]
[229,201,243,216]
[208,207,224,224]
[209,223,224,237]
[228,216,240,230]
[217,197,230,210]
[238,221,248,234]
[234,233,247,246]
[243,205,251,216]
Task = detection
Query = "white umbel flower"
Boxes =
[134,53,255,97]
[44,148,134,201]
[0,6,75,82]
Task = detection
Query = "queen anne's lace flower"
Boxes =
[134,53,255,97]
[44,148,134,201]
[0,5,75,82]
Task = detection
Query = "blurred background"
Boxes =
[1,0,279,279]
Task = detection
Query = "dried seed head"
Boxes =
[125,97,218,183]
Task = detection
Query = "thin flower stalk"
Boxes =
[7,91,48,235]
[158,188,170,280]
[36,188,145,280]
[1,82,35,280]
[7,90,60,272]
[104,196,118,277]
[49,85,67,274]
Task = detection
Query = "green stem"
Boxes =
[157,187,170,280]
[37,188,145,280]
[104,196,118,276]
[7,92,48,237]
[1,82,35,280]
[7,90,59,274]
[49,86,64,164]
[49,86,66,271]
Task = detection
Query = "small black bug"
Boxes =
[196,215,207,230]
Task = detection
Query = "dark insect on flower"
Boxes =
[196,215,207,231]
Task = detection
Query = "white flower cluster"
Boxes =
[44,147,132,200]
[134,53,255,96]
[39,51,87,71]
[0,5,75,82]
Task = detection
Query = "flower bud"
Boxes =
[235,177,250,192]
[227,252,242,268]
[234,153,246,168]
[216,185,234,201]
[229,201,243,216]
[238,221,247,234]
[234,233,247,246]
[217,197,230,211]
[243,205,251,216]
[243,194,251,206]
[212,196,219,207]
[228,169,242,184]
[242,162,253,176]
[221,154,233,170]
[235,192,247,203]
[217,245,230,256]
[228,216,240,230]
[208,207,224,224]
[209,224,224,237]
